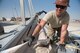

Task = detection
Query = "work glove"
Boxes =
[56,42,66,52]
[23,36,35,46]
[28,36,35,46]
[58,44,66,52]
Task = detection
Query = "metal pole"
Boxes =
[20,0,26,25]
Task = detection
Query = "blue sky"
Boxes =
[0,0,80,20]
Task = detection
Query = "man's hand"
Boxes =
[23,36,35,46]
[28,36,35,46]
[58,44,66,52]
[56,42,66,52]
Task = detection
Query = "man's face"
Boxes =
[56,4,67,17]
[55,0,68,17]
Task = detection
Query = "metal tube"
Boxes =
[20,0,26,25]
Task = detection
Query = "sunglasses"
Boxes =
[56,5,67,9]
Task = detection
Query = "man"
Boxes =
[28,0,70,51]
